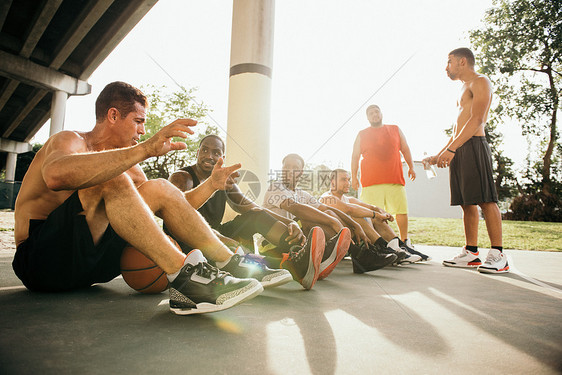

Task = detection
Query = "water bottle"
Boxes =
[423,152,437,179]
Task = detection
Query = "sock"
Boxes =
[167,255,188,282]
[466,245,478,253]
[387,237,400,251]
[492,246,503,253]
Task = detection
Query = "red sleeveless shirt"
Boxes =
[359,124,405,187]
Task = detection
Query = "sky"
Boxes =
[32,0,527,172]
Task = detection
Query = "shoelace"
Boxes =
[484,251,501,263]
[194,261,229,280]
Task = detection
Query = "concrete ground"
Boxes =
[1,244,561,375]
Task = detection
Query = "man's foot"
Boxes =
[221,247,293,288]
[478,249,509,274]
[318,228,351,280]
[281,227,325,290]
[169,250,263,315]
[404,239,431,261]
[443,247,482,268]
[350,243,397,274]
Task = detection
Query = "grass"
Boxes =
[1,213,560,251]
[389,217,562,251]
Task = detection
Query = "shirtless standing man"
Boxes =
[424,48,508,274]
[12,81,273,315]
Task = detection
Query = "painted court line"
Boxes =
[506,254,562,294]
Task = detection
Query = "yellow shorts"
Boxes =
[360,184,408,215]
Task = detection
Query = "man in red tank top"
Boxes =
[351,105,416,246]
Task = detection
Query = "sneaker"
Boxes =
[281,227,325,290]
[442,247,482,268]
[478,249,509,274]
[398,247,422,264]
[221,247,293,288]
[403,239,431,261]
[318,228,351,280]
[169,250,263,315]
[382,238,408,264]
[350,243,397,274]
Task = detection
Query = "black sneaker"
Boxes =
[318,227,351,280]
[398,246,422,264]
[402,239,431,261]
[221,247,293,288]
[281,227,325,290]
[374,243,408,265]
[169,250,263,315]
[350,243,397,274]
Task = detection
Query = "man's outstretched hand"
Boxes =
[210,158,241,191]
[142,119,197,157]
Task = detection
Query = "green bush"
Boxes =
[504,192,562,222]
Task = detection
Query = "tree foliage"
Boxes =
[139,85,219,179]
[469,0,562,198]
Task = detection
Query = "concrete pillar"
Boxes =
[226,0,274,207]
[5,152,16,181]
[50,90,68,135]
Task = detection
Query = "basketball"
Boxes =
[120,238,179,294]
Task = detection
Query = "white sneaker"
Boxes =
[442,247,482,268]
[478,249,509,274]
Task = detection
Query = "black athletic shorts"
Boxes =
[449,136,498,206]
[170,209,279,254]
[12,192,127,292]
[218,209,278,240]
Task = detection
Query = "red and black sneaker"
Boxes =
[280,227,325,290]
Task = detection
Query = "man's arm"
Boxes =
[351,133,362,191]
[42,119,196,191]
[436,77,492,166]
[168,158,241,209]
[280,199,342,234]
[319,195,374,218]
[317,203,370,244]
[398,127,416,181]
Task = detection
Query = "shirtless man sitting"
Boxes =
[12,81,283,315]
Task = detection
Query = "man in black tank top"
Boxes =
[169,135,306,253]
[167,135,335,290]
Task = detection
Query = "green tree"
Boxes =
[469,0,562,196]
[139,85,219,179]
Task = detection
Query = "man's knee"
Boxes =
[79,173,135,205]
[138,178,182,200]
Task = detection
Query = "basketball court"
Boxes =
[1,245,561,374]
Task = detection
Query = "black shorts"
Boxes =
[169,209,279,254]
[12,192,127,292]
[218,209,278,240]
[449,136,498,206]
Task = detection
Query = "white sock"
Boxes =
[167,256,188,282]
[387,237,400,251]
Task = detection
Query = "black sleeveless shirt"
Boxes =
[180,165,227,229]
